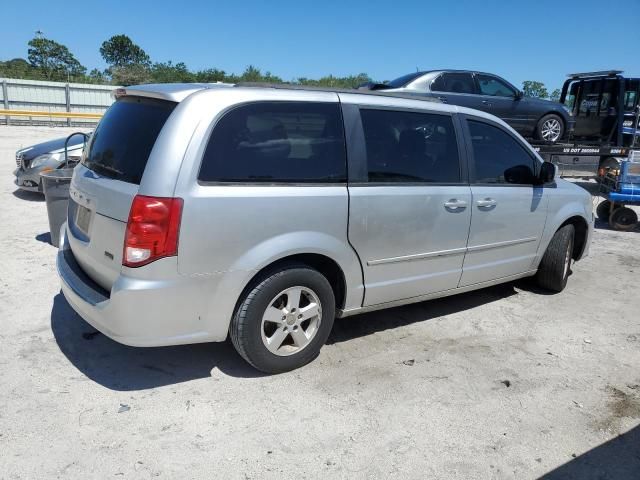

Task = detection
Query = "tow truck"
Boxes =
[532,71,639,178]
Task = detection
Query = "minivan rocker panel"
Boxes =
[57,83,593,372]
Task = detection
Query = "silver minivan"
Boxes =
[57,83,594,373]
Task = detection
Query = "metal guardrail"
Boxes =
[0,109,103,119]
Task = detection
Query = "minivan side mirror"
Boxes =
[514,90,523,100]
[539,161,556,184]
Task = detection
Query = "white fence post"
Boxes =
[2,80,9,126]
[65,83,71,127]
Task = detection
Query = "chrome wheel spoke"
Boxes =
[299,302,319,320]
[286,288,302,311]
[564,244,571,277]
[263,306,285,324]
[266,326,289,352]
[290,327,310,348]
[542,120,561,141]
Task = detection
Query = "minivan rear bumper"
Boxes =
[57,226,218,346]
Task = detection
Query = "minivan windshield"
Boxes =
[82,97,176,184]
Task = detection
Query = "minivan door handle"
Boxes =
[437,96,448,104]
[476,198,497,208]
[444,199,468,210]
[481,100,492,106]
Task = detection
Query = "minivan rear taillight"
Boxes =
[123,195,183,267]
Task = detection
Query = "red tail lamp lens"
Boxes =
[123,195,183,267]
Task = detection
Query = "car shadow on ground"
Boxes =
[12,189,44,202]
[50,293,266,389]
[538,424,640,480]
[52,281,531,390]
[328,282,524,344]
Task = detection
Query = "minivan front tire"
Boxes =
[535,224,575,292]
[230,266,336,374]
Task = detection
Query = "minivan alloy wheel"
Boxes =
[563,242,572,278]
[260,286,322,356]
[541,118,562,142]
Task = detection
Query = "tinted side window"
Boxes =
[199,102,346,183]
[577,81,605,117]
[360,109,461,183]
[431,73,476,94]
[565,81,579,112]
[476,74,515,97]
[468,120,536,184]
[624,80,639,111]
[599,79,618,116]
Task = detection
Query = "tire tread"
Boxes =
[536,224,574,292]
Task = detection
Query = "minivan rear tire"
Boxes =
[535,224,574,292]
[230,266,336,374]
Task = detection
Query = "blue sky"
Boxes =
[2,0,639,90]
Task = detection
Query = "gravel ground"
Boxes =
[1,125,639,480]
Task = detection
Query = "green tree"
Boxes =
[241,65,261,82]
[150,61,194,83]
[86,68,108,84]
[110,64,151,86]
[549,88,561,102]
[522,80,549,99]
[100,35,150,68]
[193,68,227,83]
[0,58,44,80]
[27,35,86,80]
[298,73,371,88]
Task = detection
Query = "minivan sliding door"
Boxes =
[344,104,472,307]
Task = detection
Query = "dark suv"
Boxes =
[364,70,575,143]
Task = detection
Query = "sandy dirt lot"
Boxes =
[0,125,639,479]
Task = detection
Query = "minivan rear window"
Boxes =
[82,97,176,184]
[198,102,346,183]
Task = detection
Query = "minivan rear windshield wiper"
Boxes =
[88,163,125,177]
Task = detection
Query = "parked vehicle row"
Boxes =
[55,83,593,373]
[361,70,575,143]
[360,69,640,180]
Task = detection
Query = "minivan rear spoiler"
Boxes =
[112,82,235,102]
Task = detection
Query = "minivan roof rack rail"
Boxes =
[566,70,623,79]
[234,82,441,103]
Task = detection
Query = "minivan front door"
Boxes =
[344,105,471,306]
[460,118,548,287]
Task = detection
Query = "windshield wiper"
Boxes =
[90,163,124,177]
